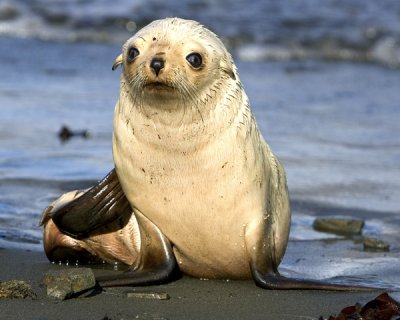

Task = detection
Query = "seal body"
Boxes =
[112,18,289,279]
[41,18,373,291]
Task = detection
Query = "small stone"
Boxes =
[43,268,96,300]
[0,280,36,299]
[126,292,170,300]
[313,217,364,235]
[363,237,390,252]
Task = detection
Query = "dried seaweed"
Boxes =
[320,292,400,320]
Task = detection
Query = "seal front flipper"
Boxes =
[246,214,376,291]
[48,168,130,238]
[97,210,179,287]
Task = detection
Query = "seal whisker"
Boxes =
[178,76,205,127]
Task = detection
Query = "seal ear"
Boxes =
[112,54,123,71]
[220,56,236,80]
[224,67,236,81]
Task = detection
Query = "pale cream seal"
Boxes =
[41,18,373,290]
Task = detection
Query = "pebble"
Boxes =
[0,280,36,299]
[126,292,170,300]
[363,237,390,252]
[313,217,364,235]
[43,268,96,300]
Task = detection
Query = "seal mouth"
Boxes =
[144,81,175,92]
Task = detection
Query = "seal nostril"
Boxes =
[150,58,165,76]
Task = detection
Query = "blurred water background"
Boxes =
[0,0,399,287]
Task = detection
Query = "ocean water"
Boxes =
[0,1,399,288]
[2,0,400,67]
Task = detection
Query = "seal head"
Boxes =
[113,18,236,116]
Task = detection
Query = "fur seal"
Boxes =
[41,18,373,290]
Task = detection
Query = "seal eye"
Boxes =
[127,47,139,63]
[186,53,203,69]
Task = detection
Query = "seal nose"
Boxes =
[150,57,165,76]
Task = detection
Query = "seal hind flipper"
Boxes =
[250,269,376,291]
[247,220,375,291]
[49,168,131,238]
[97,210,179,287]
[246,154,375,291]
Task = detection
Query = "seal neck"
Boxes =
[114,76,246,152]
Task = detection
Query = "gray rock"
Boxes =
[363,237,390,252]
[313,217,364,235]
[126,292,170,300]
[43,267,96,300]
[0,280,36,299]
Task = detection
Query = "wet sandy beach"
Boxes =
[1,248,397,320]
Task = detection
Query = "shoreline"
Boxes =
[0,248,390,320]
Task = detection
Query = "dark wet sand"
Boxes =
[0,248,387,320]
